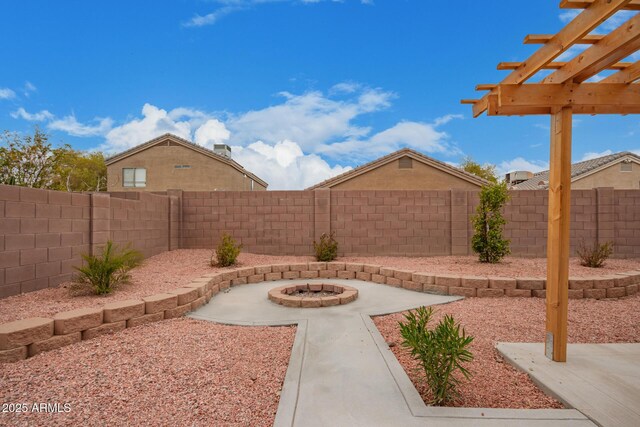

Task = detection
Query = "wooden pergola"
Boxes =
[462,0,640,362]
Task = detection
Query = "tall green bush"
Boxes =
[213,233,242,267]
[471,182,511,263]
[399,306,474,405]
[73,241,143,295]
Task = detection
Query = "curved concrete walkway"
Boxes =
[190,279,593,427]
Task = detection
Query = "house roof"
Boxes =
[306,148,490,190]
[104,133,268,188]
[512,151,640,190]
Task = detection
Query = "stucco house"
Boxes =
[105,133,268,192]
[307,148,489,190]
[512,151,640,190]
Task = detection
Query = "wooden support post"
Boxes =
[545,106,572,362]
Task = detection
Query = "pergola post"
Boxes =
[545,106,572,362]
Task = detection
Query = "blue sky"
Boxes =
[1,1,638,189]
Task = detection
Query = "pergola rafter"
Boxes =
[462,0,640,362]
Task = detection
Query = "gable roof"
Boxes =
[513,151,640,190]
[104,133,268,188]
[306,148,490,190]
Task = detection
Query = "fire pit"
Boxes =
[268,283,358,308]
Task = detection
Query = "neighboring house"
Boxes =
[307,148,489,190]
[105,133,268,192]
[512,151,640,190]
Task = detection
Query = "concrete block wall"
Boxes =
[330,190,451,256]
[613,189,640,257]
[180,191,315,255]
[1,186,173,298]
[108,192,170,258]
[0,185,91,298]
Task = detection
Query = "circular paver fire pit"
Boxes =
[268,283,358,308]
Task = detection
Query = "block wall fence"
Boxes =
[1,185,639,298]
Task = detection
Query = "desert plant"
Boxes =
[471,181,511,263]
[577,240,613,268]
[313,232,338,262]
[399,306,474,405]
[73,241,143,295]
[213,233,242,267]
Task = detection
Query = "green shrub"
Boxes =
[313,232,338,262]
[213,233,242,267]
[471,182,511,263]
[73,241,143,295]
[577,240,613,268]
[399,306,474,405]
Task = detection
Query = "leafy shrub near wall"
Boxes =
[313,232,338,262]
[471,182,511,263]
[577,240,613,268]
[399,306,474,405]
[73,241,143,295]
[213,233,242,267]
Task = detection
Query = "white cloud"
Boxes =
[49,115,114,137]
[226,88,392,151]
[232,140,351,190]
[194,119,231,146]
[101,104,194,153]
[10,107,54,121]
[330,82,360,94]
[497,157,549,177]
[0,88,16,100]
[184,0,374,27]
[317,116,461,162]
[23,81,36,97]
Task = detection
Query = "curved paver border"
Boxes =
[1,261,638,363]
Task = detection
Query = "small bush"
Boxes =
[213,233,242,267]
[471,182,511,263]
[313,232,338,262]
[399,306,474,405]
[73,241,143,295]
[577,240,613,268]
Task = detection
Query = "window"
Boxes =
[620,162,632,172]
[399,156,413,169]
[123,168,146,187]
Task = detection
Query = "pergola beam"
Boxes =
[473,0,633,117]
[524,34,604,44]
[497,83,640,107]
[601,60,640,82]
[543,14,640,83]
[560,0,640,10]
[497,61,632,70]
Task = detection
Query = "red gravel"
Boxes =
[373,294,640,408]
[0,318,296,427]
[0,250,312,323]
[343,255,640,278]
[1,251,637,323]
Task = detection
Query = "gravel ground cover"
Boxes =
[1,251,638,323]
[0,250,312,323]
[343,255,640,278]
[0,318,295,427]
[374,293,640,408]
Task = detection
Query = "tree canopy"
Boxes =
[0,127,106,191]
[460,156,498,183]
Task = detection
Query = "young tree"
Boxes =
[471,182,511,263]
[460,156,498,183]
[52,150,107,192]
[0,127,107,191]
[0,127,68,188]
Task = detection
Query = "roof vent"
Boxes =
[213,144,231,158]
